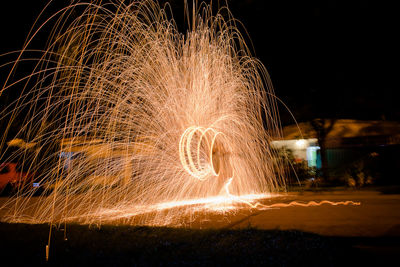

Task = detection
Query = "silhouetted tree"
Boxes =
[310,118,336,181]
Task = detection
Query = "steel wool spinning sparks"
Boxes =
[0,0,358,227]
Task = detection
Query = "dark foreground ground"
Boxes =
[1,189,399,266]
[0,222,399,266]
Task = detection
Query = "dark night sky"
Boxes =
[0,0,398,125]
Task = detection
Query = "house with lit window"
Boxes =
[272,119,400,182]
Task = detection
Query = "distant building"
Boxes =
[271,138,321,169]
[272,119,400,181]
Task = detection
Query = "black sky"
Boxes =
[0,0,398,125]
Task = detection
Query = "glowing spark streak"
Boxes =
[223,177,361,209]
[83,177,360,223]
[66,193,272,222]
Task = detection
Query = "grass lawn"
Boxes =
[0,222,396,266]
